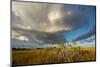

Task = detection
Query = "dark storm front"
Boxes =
[12,1,96,66]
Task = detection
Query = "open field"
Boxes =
[12,47,96,66]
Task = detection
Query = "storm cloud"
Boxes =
[11,1,96,48]
[72,26,96,41]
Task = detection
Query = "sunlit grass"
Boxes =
[12,45,96,66]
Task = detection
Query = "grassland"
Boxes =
[12,47,96,66]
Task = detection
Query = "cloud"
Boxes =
[12,1,90,33]
[12,27,66,45]
[72,26,96,41]
[12,1,96,48]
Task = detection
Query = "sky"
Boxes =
[11,1,96,48]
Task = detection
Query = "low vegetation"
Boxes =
[12,43,96,66]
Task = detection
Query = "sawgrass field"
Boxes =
[12,46,96,66]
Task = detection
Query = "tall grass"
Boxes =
[12,46,96,66]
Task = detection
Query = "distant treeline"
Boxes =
[12,48,32,50]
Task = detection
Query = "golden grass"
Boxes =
[12,47,96,66]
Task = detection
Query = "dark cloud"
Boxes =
[72,26,96,41]
[12,27,66,45]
